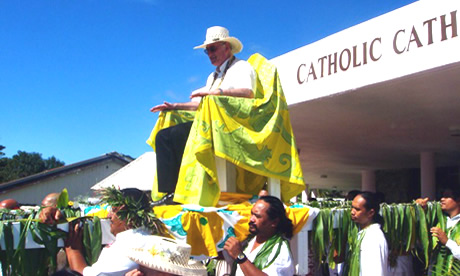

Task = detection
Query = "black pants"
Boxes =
[155,122,193,193]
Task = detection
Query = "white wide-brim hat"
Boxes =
[194,26,243,54]
[127,235,207,276]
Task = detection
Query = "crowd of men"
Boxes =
[27,185,458,276]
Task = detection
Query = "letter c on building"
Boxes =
[393,29,406,54]
[297,64,306,84]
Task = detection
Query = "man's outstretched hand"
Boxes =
[150,101,175,113]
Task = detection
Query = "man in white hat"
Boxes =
[150,26,256,205]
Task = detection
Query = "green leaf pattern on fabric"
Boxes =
[172,53,305,206]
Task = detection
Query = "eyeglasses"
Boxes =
[204,43,225,55]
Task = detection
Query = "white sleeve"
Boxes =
[446,239,460,260]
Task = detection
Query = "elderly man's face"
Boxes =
[205,42,231,67]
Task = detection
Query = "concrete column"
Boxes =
[421,152,436,200]
[302,184,309,202]
[361,170,376,192]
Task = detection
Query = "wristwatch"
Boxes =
[236,252,247,264]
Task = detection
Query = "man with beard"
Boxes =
[223,196,295,276]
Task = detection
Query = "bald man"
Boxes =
[39,192,64,224]
[0,199,19,209]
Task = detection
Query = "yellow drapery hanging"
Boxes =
[173,53,305,206]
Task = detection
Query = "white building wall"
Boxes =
[0,160,126,205]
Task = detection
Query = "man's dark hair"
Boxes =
[120,188,150,210]
[259,195,294,239]
[452,188,460,200]
[346,190,361,201]
[358,191,384,226]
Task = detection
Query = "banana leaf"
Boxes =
[29,221,67,273]
[413,203,430,269]
[312,209,326,264]
[83,216,103,266]
[405,205,416,254]
[56,188,69,209]
[0,222,14,276]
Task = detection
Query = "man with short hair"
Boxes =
[150,26,256,204]
[223,195,295,276]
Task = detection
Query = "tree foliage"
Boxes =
[0,145,65,184]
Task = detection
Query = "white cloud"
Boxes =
[165,90,182,101]
[187,75,199,84]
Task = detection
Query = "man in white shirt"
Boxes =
[429,188,460,260]
[63,188,157,276]
[150,26,256,205]
[223,195,295,276]
[350,191,389,276]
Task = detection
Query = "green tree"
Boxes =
[44,156,65,170]
[0,145,7,183]
[0,147,65,183]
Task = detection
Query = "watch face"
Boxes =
[238,253,245,259]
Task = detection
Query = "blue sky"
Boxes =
[0,0,417,165]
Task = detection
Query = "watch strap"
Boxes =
[236,253,247,264]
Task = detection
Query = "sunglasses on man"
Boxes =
[204,42,226,54]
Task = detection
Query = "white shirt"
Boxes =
[235,236,295,276]
[82,228,150,276]
[190,57,256,103]
[388,255,414,276]
[205,57,256,92]
[446,213,460,260]
[359,223,389,276]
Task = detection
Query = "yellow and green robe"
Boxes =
[147,53,305,206]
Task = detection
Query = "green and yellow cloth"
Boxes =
[152,202,314,258]
[147,53,305,206]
